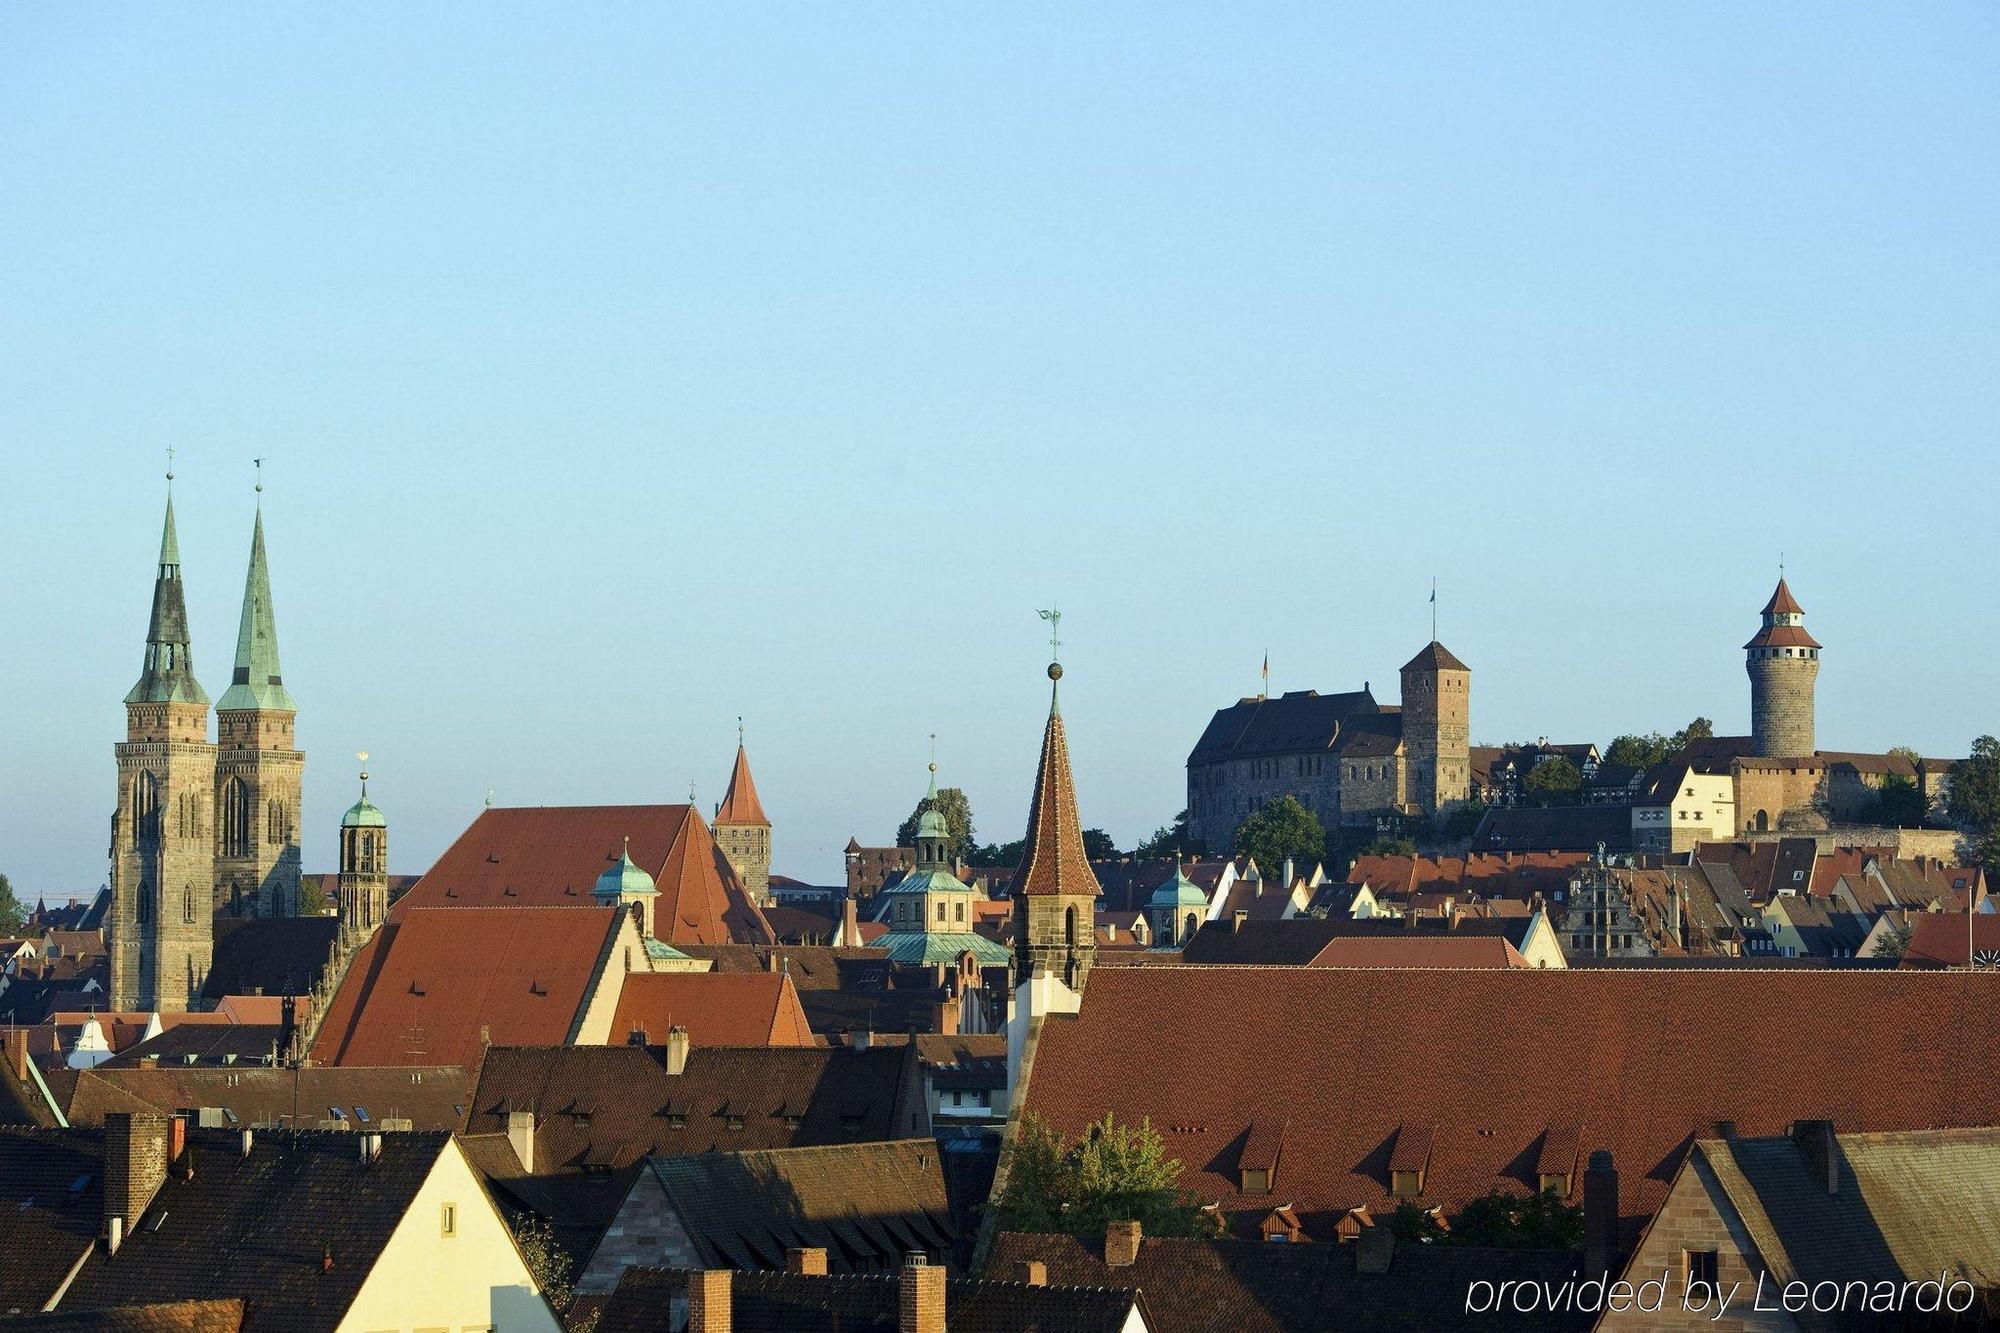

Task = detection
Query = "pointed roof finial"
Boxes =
[254,455,264,506]
[737,714,744,747]
[1038,608,1064,698]
[165,446,175,490]
[357,750,370,792]
[484,788,494,809]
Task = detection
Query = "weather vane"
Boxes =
[1038,608,1062,661]
[165,446,175,490]
[254,456,265,497]
[737,715,744,747]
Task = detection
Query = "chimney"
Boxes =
[1017,1260,1047,1286]
[933,994,960,1035]
[1583,1150,1619,1276]
[358,1132,382,1164]
[1232,909,1249,933]
[854,1026,872,1051]
[1104,1219,1141,1268]
[167,1114,187,1167]
[1282,857,1294,889]
[506,1110,535,1171]
[786,1247,828,1276]
[103,1112,169,1249]
[665,1025,690,1076]
[841,894,860,948]
[766,950,779,973]
[687,1269,732,1333]
[1793,1119,1838,1195]
[1355,1224,1395,1274]
[239,1128,254,1157]
[900,1253,945,1333]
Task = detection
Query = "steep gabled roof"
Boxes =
[63,1065,472,1131]
[1014,690,1101,900]
[1187,689,1380,765]
[643,1139,954,1270]
[1762,578,1805,617]
[309,906,628,1067]
[1022,966,2000,1244]
[59,1131,459,1332]
[465,1043,923,1173]
[608,972,816,1049]
[396,804,771,944]
[714,745,770,827]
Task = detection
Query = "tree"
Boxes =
[992,1113,1222,1240]
[1523,756,1581,803]
[1949,737,2000,832]
[511,1213,575,1309]
[1386,1201,1447,1244]
[1440,801,1488,842]
[1133,810,1204,860]
[296,876,330,917]
[1448,1189,1585,1248]
[967,838,1023,868]
[1358,836,1418,859]
[1232,796,1325,874]
[1672,716,1715,749]
[0,873,24,935]
[897,786,976,860]
[1870,774,1926,829]
[1872,917,1914,961]
[1604,734,1669,769]
[1081,828,1119,860]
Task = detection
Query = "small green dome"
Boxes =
[1149,864,1207,910]
[916,807,949,841]
[595,841,658,899]
[341,797,386,829]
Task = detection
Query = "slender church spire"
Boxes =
[217,496,294,712]
[1014,659,1102,900]
[126,479,208,706]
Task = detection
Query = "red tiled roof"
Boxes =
[609,972,816,1049]
[1014,692,1101,901]
[395,804,772,945]
[1899,913,2000,969]
[1762,578,1804,616]
[715,745,770,827]
[1308,937,1529,969]
[1401,641,1469,673]
[1023,966,2000,1243]
[310,906,627,1068]
[1744,623,1822,650]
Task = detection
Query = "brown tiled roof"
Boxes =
[198,918,339,1003]
[608,973,816,1049]
[0,1301,246,1333]
[1308,936,1530,968]
[641,1139,954,1270]
[714,745,770,826]
[310,906,627,1067]
[985,1233,1589,1333]
[1014,694,1102,901]
[63,1065,474,1131]
[395,804,773,945]
[1471,806,1632,854]
[1899,912,2000,969]
[1743,623,1822,650]
[0,1127,102,1311]
[1022,966,2000,1243]
[1188,689,1381,765]
[672,946,956,1035]
[1401,640,1469,673]
[597,1266,1142,1333]
[465,1043,925,1174]
[59,1130,465,1332]
[1761,578,1805,616]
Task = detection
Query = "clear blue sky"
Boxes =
[4,5,1996,897]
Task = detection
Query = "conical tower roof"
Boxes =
[715,744,769,826]
[125,494,209,706]
[218,505,295,712]
[1762,578,1804,617]
[1014,668,1102,899]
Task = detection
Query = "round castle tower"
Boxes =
[1745,578,1819,759]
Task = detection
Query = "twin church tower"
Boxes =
[107,477,371,1012]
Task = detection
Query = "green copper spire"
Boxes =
[217,492,295,713]
[125,483,209,706]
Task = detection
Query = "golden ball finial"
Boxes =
[1047,662,1063,681]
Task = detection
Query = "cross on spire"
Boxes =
[1038,607,1062,663]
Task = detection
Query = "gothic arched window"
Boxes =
[221,778,252,858]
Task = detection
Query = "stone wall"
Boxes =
[1748,655,1817,759]
[1603,1152,1788,1332]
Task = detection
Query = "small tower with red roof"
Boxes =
[1746,577,1820,759]
[713,725,772,904]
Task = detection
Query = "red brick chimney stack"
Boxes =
[688,1270,732,1333]
[899,1253,945,1333]
[1104,1218,1142,1267]
[786,1247,828,1276]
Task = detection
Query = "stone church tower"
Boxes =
[713,736,772,904]
[1012,661,1101,992]
[1746,578,1819,758]
[213,500,303,919]
[1400,641,1471,813]
[338,758,389,946]
[110,492,218,1012]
